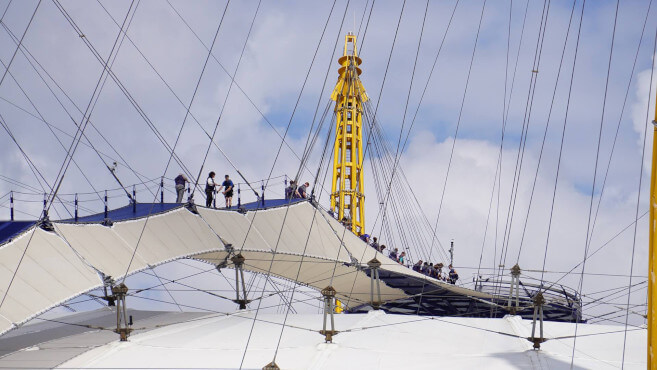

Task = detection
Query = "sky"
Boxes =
[0,0,656,329]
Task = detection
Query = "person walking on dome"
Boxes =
[218,174,234,208]
[205,172,216,208]
[174,173,189,203]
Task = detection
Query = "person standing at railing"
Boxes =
[217,174,234,208]
[205,172,216,208]
[174,173,189,203]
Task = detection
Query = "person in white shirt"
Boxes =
[205,171,216,208]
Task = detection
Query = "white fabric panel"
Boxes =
[53,223,147,279]
[0,228,100,335]
[246,204,351,262]
[111,208,222,267]
[195,251,407,306]
[196,208,270,252]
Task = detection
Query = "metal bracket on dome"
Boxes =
[367,258,382,310]
[231,254,250,309]
[527,292,547,350]
[101,218,113,227]
[319,286,338,343]
[111,283,133,341]
[507,264,521,314]
[37,216,55,232]
[262,361,280,370]
[185,202,198,214]
[101,274,116,306]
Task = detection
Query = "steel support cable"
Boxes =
[537,0,585,285]
[233,1,348,365]
[490,0,531,298]
[492,0,552,307]
[575,0,620,317]
[0,54,106,207]
[50,1,198,190]
[0,24,160,199]
[165,2,328,198]
[120,0,235,281]
[366,0,460,262]
[374,0,428,248]
[292,2,340,186]
[95,0,262,199]
[191,0,258,202]
[0,95,139,180]
[622,21,657,366]
[514,0,584,264]
[428,0,487,261]
[296,98,334,188]
[138,269,234,303]
[355,0,371,42]
[543,210,648,291]
[74,0,142,204]
[0,174,40,193]
[497,0,551,269]
[356,0,375,53]
[0,35,158,202]
[583,0,655,266]
[252,19,356,369]
[357,71,441,264]
[0,119,51,196]
[0,1,145,313]
[0,0,41,89]
[46,0,137,212]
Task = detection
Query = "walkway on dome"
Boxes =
[0,199,581,337]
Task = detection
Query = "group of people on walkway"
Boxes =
[361,234,408,266]
[284,180,310,199]
[205,172,234,208]
[359,233,459,284]
[412,260,459,284]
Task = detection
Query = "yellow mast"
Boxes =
[649,86,657,368]
[330,33,368,235]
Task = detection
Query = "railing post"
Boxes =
[74,193,78,222]
[160,176,164,204]
[104,190,108,219]
[9,191,13,221]
[132,185,136,214]
[237,183,241,208]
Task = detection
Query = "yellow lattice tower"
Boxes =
[330,33,368,235]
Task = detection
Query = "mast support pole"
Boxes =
[648,90,657,367]
[319,286,338,342]
[231,254,250,309]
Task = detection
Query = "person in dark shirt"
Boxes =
[217,174,234,208]
[413,260,423,272]
[448,265,459,284]
[174,173,189,203]
[285,180,296,199]
[296,182,309,198]
[389,248,398,261]
[370,237,379,251]
[205,172,216,208]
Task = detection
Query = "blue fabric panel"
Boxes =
[63,203,183,223]
[224,197,306,211]
[0,221,35,245]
